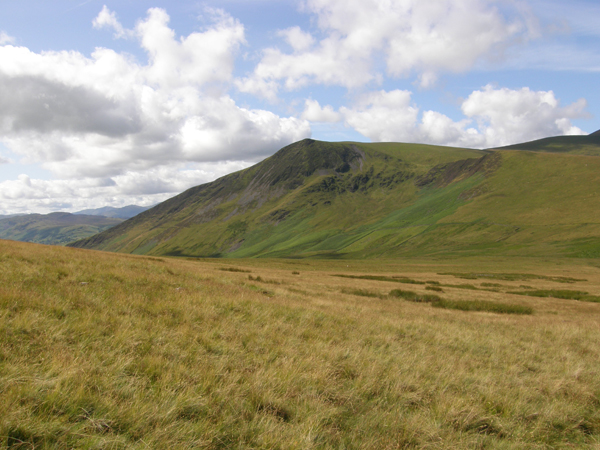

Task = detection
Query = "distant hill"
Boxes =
[69,134,600,259]
[0,212,122,246]
[74,204,151,219]
[491,130,600,155]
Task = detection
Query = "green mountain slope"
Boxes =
[492,130,600,156]
[0,213,122,246]
[69,135,600,258]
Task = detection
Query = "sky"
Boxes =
[0,0,598,215]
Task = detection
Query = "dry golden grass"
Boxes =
[2,240,600,449]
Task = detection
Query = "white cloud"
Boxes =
[137,7,246,89]
[0,161,253,215]
[0,31,14,45]
[93,5,130,39]
[238,0,538,97]
[340,90,419,142]
[278,26,315,52]
[301,99,341,122]
[334,86,587,148]
[462,85,587,147]
[0,6,310,210]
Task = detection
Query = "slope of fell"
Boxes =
[492,131,600,156]
[70,135,600,259]
[69,139,486,257]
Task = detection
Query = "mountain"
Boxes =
[69,135,600,259]
[0,212,122,246]
[492,130,600,155]
[74,204,151,219]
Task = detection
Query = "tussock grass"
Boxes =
[442,283,480,290]
[433,299,533,315]
[425,285,444,292]
[333,274,425,284]
[2,241,600,448]
[389,290,531,314]
[219,267,251,273]
[388,289,442,303]
[341,288,383,298]
[441,272,586,283]
[509,289,600,303]
[248,275,281,285]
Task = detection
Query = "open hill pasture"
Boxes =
[70,135,600,261]
[2,239,600,449]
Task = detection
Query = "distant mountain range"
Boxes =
[0,205,151,246]
[74,205,152,219]
[0,213,122,246]
[69,132,600,259]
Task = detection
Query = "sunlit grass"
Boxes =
[2,240,600,448]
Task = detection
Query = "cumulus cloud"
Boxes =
[315,86,587,148]
[340,90,420,142]
[238,0,538,97]
[301,99,341,122]
[0,160,253,215]
[92,5,130,39]
[461,85,587,147]
[278,26,315,52]
[0,6,310,212]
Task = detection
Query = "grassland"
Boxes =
[3,239,600,448]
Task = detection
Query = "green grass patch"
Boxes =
[509,290,600,302]
[425,286,444,292]
[390,289,532,314]
[341,288,383,298]
[333,274,425,284]
[433,299,533,315]
[441,283,480,290]
[219,267,251,273]
[388,289,441,303]
[440,272,586,283]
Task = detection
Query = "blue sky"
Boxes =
[0,0,598,214]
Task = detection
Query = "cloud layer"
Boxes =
[238,0,539,97]
[0,1,592,214]
[0,7,310,213]
[322,86,586,148]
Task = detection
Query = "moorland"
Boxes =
[70,132,600,260]
[2,239,600,448]
[4,133,600,448]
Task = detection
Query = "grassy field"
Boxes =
[2,240,600,448]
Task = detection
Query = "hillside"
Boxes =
[492,130,600,155]
[69,135,600,258]
[0,212,122,246]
